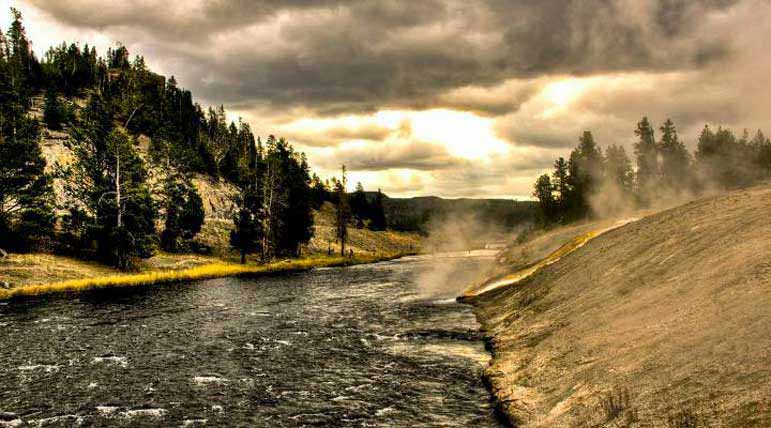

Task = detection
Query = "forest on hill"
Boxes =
[535,117,771,225]
[0,8,399,268]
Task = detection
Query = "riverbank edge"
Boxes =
[460,291,520,428]
[0,252,414,301]
[458,219,647,428]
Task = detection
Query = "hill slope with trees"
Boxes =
[0,8,420,273]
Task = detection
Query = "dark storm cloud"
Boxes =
[27,0,742,114]
[25,0,347,41]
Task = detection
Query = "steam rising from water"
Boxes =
[416,213,513,298]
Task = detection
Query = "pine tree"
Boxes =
[6,8,41,102]
[350,182,368,229]
[62,100,156,268]
[309,173,328,209]
[260,136,288,260]
[231,198,261,264]
[566,131,602,219]
[533,174,556,225]
[43,87,64,130]
[604,144,634,193]
[694,125,753,189]
[278,149,314,257]
[160,171,204,252]
[369,189,388,231]
[229,126,263,264]
[634,117,659,199]
[0,116,55,251]
[551,157,570,219]
[751,130,771,178]
[0,13,54,252]
[658,119,691,193]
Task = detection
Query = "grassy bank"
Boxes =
[0,252,410,301]
[0,201,424,301]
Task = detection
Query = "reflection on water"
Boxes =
[0,255,502,427]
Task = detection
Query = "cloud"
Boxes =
[437,78,546,116]
[277,122,395,147]
[23,0,741,114]
[317,140,464,171]
[10,0,771,199]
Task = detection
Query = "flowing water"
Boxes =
[0,254,502,427]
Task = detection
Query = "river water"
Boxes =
[0,254,502,427]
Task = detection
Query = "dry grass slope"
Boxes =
[469,184,771,428]
[309,202,422,256]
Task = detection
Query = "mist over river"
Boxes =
[0,254,502,427]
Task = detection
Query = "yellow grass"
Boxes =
[0,253,407,301]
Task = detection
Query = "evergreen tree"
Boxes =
[566,131,602,219]
[6,8,41,102]
[229,126,263,264]
[260,136,314,258]
[533,174,556,225]
[0,12,54,252]
[231,199,261,264]
[350,182,368,229]
[659,119,691,192]
[751,130,771,178]
[260,137,287,260]
[160,171,204,252]
[309,173,329,209]
[0,116,55,251]
[604,144,634,193]
[551,157,570,220]
[634,117,659,199]
[280,150,314,256]
[695,125,753,189]
[43,86,65,130]
[61,100,156,268]
[369,189,388,231]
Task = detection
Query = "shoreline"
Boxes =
[0,252,413,301]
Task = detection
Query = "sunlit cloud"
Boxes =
[539,79,593,118]
[6,0,771,199]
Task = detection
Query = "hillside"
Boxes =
[309,202,421,256]
[466,185,771,427]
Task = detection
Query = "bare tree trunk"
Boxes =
[115,149,122,228]
[262,164,275,261]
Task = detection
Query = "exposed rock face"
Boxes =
[36,112,237,221]
[469,185,771,428]
[192,177,236,220]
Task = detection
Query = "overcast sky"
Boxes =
[4,0,770,199]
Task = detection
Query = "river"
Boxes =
[0,253,502,427]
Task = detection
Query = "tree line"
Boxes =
[0,9,385,268]
[534,116,771,225]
